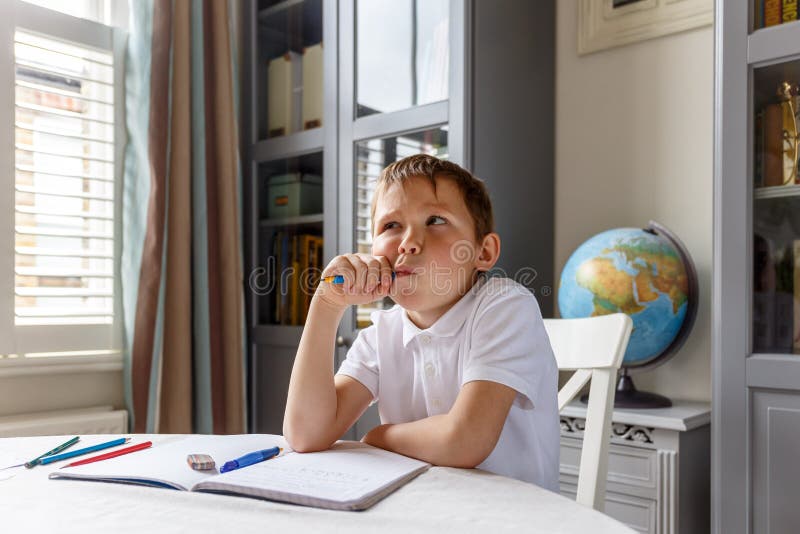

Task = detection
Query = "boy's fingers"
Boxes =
[343,254,366,294]
[352,254,381,293]
[377,256,393,286]
[365,258,381,293]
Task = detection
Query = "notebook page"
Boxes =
[49,434,287,490]
[196,441,429,509]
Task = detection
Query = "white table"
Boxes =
[0,435,633,533]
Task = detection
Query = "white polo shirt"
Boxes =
[337,276,560,490]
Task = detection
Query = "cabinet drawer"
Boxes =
[560,437,658,492]
[560,483,656,534]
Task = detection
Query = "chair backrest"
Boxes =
[543,313,632,512]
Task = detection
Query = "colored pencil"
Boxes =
[61,441,152,468]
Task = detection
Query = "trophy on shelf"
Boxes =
[778,81,799,185]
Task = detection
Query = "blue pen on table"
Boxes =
[23,436,80,468]
[39,437,130,465]
[220,446,282,473]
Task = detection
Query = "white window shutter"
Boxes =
[1,2,121,357]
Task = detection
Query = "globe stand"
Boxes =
[580,369,672,408]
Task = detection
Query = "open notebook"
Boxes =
[48,434,430,511]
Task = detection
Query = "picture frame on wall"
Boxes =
[577,0,712,55]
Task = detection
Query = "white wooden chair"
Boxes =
[543,313,632,512]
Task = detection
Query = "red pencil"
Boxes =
[61,441,153,468]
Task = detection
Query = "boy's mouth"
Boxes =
[394,266,421,277]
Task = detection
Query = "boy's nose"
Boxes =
[398,231,422,255]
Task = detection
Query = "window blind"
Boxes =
[13,30,115,327]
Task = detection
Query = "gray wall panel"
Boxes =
[471,0,555,316]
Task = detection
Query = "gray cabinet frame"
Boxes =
[714,2,800,532]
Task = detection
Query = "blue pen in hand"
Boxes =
[220,446,282,473]
[322,272,396,284]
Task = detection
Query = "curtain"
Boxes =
[122,0,245,434]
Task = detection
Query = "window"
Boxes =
[0,1,124,363]
[353,127,449,328]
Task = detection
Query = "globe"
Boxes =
[558,221,698,408]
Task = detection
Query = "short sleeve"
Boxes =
[462,287,554,410]
[336,324,380,402]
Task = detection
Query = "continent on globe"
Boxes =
[575,239,689,317]
[575,257,643,315]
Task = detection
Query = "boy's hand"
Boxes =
[314,253,393,310]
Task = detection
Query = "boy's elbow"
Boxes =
[450,448,491,469]
[446,423,496,469]
[283,421,334,453]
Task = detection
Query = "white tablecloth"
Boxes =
[0,435,633,533]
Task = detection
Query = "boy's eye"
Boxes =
[382,221,399,231]
[427,215,447,225]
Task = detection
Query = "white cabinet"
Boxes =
[559,401,710,534]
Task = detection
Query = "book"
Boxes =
[763,103,785,186]
[291,234,300,325]
[49,435,429,511]
[267,51,302,137]
[754,109,764,188]
[754,233,777,351]
[755,0,764,29]
[281,232,291,325]
[783,0,798,22]
[765,0,782,26]
[273,231,282,324]
[302,43,323,130]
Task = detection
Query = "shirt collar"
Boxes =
[400,277,486,347]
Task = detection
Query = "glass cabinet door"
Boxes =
[752,61,800,354]
[355,0,449,117]
[353,126,448,328]
[251,0,329,328]
[257,0,324,139]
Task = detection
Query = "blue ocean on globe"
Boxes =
[558,228,690,366]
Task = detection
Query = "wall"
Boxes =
[472,0,555,317]
[555,1,713,401]
[0,369,124,418]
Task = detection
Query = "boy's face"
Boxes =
[371,175,494,328]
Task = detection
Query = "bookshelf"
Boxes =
[714,2,800,532]
[242,0,555,438]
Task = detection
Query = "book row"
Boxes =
[754,0,798,29]
[270,232,324,325]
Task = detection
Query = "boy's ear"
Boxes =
[475,232,501,272]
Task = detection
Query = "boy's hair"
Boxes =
[371,154,495,240]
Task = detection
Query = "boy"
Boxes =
[283,154,559,490]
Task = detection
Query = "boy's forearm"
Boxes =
[283,296,346,449]
[362,415,486,468]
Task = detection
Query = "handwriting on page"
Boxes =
[225,464,371,499]
[215,444,423,502]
